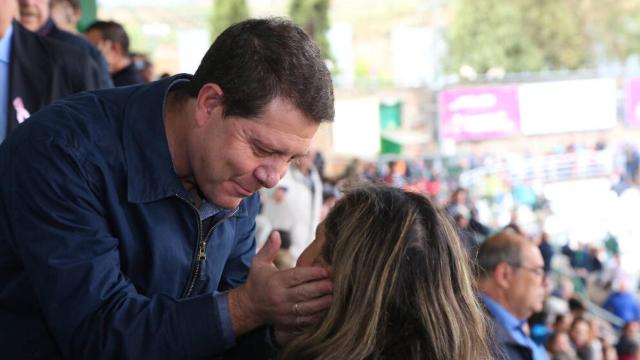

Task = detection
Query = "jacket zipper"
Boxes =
[176,194,239,298]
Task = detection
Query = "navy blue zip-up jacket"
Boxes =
[0,76,270,359]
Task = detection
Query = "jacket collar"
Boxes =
[122,75,186,203]
[480,294,532,350]
[121,75,248,216]
[36,17,56,37]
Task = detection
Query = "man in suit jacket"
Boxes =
[0,2,102,142]
[476,230,549,360]
[17,0,112,88]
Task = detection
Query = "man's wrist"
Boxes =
[227,286,262,336]
[213,292,236,348]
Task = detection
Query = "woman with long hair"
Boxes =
[280,184,493,360]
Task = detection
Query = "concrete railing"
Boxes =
[459,150,614,189]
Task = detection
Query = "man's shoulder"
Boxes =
[49,26,89,48]
[13,22,83,65]
[485,315,532,360]
[113,63,145,87]
[48,27,105,64]
[485,311,511,343]
[480,298,517,345]
[483,306,537,360]
[9,90,124,149]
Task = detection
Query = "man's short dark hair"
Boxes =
[476,230,527,278]
[187,18,334,123]
[85,20,130,56]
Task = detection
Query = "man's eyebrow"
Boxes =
[253,139,281,153]
[290,151,310,160]
[254,139,308,158]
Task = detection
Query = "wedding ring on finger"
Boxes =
[293,302,301,316]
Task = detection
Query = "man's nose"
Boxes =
[254,162,289,189]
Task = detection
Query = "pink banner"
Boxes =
[439,85,521,141]
[625,78,640,128]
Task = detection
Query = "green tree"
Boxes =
[519,0,588,70]
[447,0,640,75]
[447,0,589,74]
[210,0,249,41]
[289,0,332,60]
[447,0,541,73]
[573,0,640,61]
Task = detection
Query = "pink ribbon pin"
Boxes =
[12,97,31,124]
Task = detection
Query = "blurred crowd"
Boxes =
[257,140,640,360]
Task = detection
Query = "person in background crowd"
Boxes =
[276,147,323,260]
[546,277,575,327]
[477,230,549,360]
[468,207,492,240]
[539,232,554,274]
[588,317,617,360]
[0,0,103,143]
[445,187,471,218]
[555,314,575,334]
[425,173,442,201]
[452,212,478,258]
[603,277,640,325]
[360,161,379,182]
[546,331,578,360]
[568,298,587,321]
[84,20,145,86]
[383,160,407,188]
[0,18,335,358]
[569,317,594,360]
[528,310,553,348]
[319,186,337,221]
[281,184,494,360]
[624,144,639,184]
[260,185,295,245]
[50,0,81,33]
[617,321,640,360]
[504,207,525,235]
[17,0,112,88]
[132,52,155,82]
[313,150,326,181]
[271,230,294,270]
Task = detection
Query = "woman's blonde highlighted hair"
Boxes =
[281,184,493,360]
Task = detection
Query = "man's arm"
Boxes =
[2,135,236,358]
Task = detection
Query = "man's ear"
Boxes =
[73,8,82,21]
[194,83,224,128]
[109,40,121,56]
[493,261,514,289]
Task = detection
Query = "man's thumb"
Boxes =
[255,230,281,264]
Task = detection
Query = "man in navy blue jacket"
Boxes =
[0,18,334,359]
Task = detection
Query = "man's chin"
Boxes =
[20,17,40,31]
[208,196,243,210]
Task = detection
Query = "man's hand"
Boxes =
[228,231,333,342]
